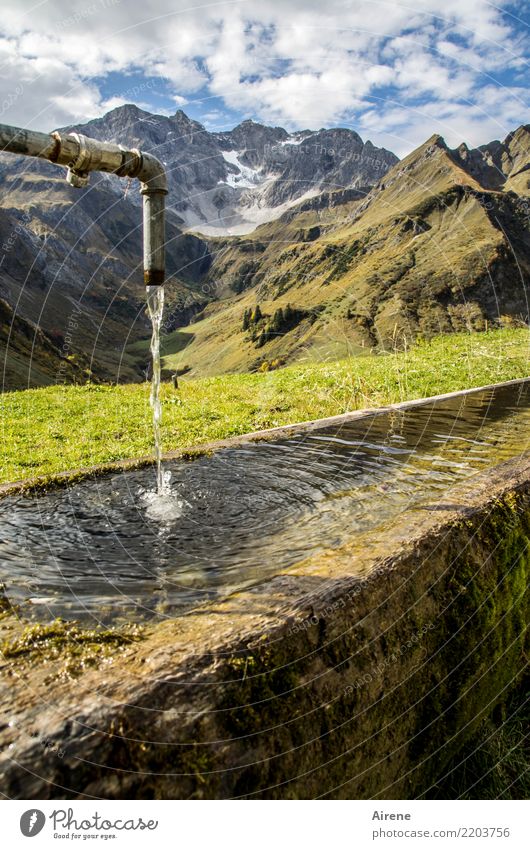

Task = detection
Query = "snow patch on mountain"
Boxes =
[219,150,263,188]
[193,186,320,236]
[40,105,399,237]
[279,133,310,146]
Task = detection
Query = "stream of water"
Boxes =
[146,284,165,494]
[1,379,529,624]
[143,285,183,522]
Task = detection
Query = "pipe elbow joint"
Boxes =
[137,153,168,195]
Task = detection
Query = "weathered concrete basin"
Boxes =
[1,452,528,799]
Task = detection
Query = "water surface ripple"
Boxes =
[1,380,529,623]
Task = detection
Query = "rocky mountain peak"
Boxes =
[1,112,529,388]
[51,106,401,237]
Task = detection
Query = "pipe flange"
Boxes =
[69,133,91,173]
[115,146,143,180]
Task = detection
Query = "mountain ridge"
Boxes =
[63,105,399,235]
[0,105,528,389]
[152,118,529,378]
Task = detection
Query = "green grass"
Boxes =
[1,328,528,484]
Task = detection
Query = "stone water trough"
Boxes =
[0,383,528,799]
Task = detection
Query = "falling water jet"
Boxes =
[143,287,184,521]
[146,285,165,494]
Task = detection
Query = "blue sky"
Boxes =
[0,0,528,156]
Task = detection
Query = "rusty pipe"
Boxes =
[0,122,167,285]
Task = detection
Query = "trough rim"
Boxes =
[1,375,528,498]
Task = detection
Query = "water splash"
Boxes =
[146,285,165,494]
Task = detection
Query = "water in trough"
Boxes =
[1,379,529,624]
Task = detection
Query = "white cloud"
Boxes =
[0,0,526,152]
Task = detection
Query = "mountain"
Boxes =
[62,105,398,235]
[0,105,398,388]
[151,126,530,377]
[452,124,530,193]
[0,105,528,389]
[0,295,86,388]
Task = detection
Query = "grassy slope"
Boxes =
[142,135,529,380]
[0,297,87,390]
[1,327,528,484]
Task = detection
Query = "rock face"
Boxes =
[0,105,397,387]
[0,451,528,799]
[0,107,529,388]
[452,124,530,191]
[170,127,530,378]
[63,106,398,235]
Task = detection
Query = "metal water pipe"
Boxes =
[0,122,167,285]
